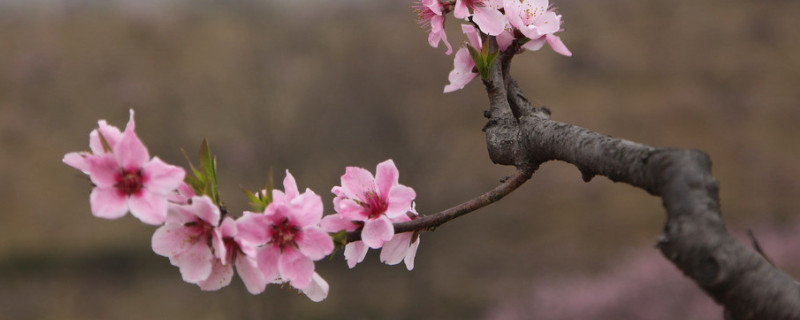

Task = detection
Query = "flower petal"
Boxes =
[90,187,128,220]
[386,185,416,219]
[404,236,421,271]
[142,157,185,195]
[255,245,281,282]
[89,120,123,155]
[236,254,268,294]
[172,239,214,283]
[291,191,323,228]
[278,247,314,290]
[340,166,375,201]
[151,224,193,257]
[282,170,300,200]
[443,47,479,93]
[374,159,399,201]
[546,34,572,56]
[320,214,359,233]
[86,154,119,188]
[380,232,414,266]
[344,241,368,269]
[473,7,506,36]
[63,152,91,173]
[296,228,334,261]
[301,273,329,302]
[128,190,168,225]
[361,216,394,249]
[115,123,150,169]
[197,257,234,291]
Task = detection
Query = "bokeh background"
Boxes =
[2,0,799,319]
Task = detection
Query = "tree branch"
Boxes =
[481,45,800,319]
[346,167,533,243]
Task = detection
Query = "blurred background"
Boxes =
[1,0,799,319]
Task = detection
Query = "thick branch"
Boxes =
[481,49,800,319]
[346,167,532,243]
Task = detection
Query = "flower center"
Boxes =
[115,168,144,196]
[222,236,239,264]
[271,217,299,249]
[363,190,388,219]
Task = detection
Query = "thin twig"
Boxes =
[346,167,533,243]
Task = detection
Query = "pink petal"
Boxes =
[338,198,369,221]
[291,191,323,228]
[546,34,572,56]
[89,120,123,155]
[152,224,194,257]
[173,239,214,283]
[236,213,270,247]
[453,0,470,19]
[421,0,442,15]
[128,191,168,225]
[282,170,300,200]
[197,257,234,291]
[522,36,547,51]
[404,236,421,271]
[443,47,479,93]
[115,124,150,169]
[361,216,394,249]
[473,7,507,36]
[380,232,414,266]
[533,11,560,36]
[497,30,515,52]
[142,157,185,195]
[90,187,129,220]
[320,214,359,233]
[188,196,220,226]
[301,273,329,302]
[63,152,91,173]
[86,154,119,188]
[340,166,375,201]
[236,254,268,294]
[344,241,368,269]
[255,245,281,282]
[374,159,399,202]
[296,227,334,261]
[462,24,482,50]
[278,247,314,290]
[211,228,226,263]
[386,185,416,219]
[428,15,453,55]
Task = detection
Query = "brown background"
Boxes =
[1,0,799,319]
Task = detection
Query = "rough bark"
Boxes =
[482,41,800,319]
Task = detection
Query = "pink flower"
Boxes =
[414,0,453,55]
[63,110,185,225]
[237,171,334,291]
[331,160,416,249]
[204,216,269,293]
[443,25,482,93]
[503,0,572,56]
[151,196,223,285]
[454,0,507,36]
[379,204,421,271]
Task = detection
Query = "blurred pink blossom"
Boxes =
[63,110,185,225]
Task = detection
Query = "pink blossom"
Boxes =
[443,25,482,93]
[301,272,330,302]
[151,196,222,285]
[503,0,572,56]
[414,0,453,55]
[331,160,415,249]
[379,203,421,271]
[237,171,334,291]
[454,0,507,36]
[321,160,417,269]
[63,110,185,225]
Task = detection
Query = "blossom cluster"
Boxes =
[63,110,421,302]
[414,0,572,92]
